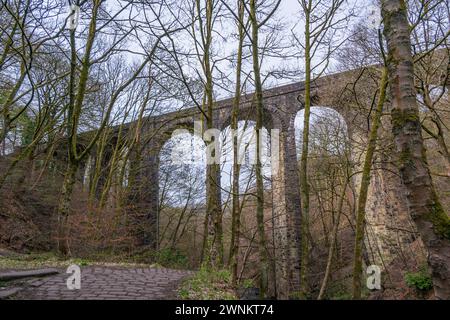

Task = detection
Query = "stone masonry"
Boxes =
[80,68,416,299]
[13,267,193,300]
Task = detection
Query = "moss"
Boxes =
[154,248,188,269]
[331,291,353,300]
[288,291,307,299]
[427,196,450,239]
[399,0,407,11]
[391,108,420,131]
[0,252,156,270]
[241,278,254,289]
[398,148,414,168]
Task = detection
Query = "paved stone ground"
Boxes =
[12,267,193,300]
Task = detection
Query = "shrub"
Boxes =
[404,268,433,291]
[155,248,188,269]
[178,266,237,300]
[241,279,254,289]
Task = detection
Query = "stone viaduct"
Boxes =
[80,67,416,299]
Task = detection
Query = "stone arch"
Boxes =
[149,117,200,155]
[293,105,350,157]
[123,66,416,298]
[218,120,275,212]
[220,120,273,164]
[127,117,208,249]
[213,97,304,298]
[157,128,207,251]
[296,94,416,268]
[218,105,275,132]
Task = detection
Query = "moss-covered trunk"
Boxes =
[352,66,388,299]
[229,0,245,287]
[299,0,312,297]
[200,0,223,268]
[56,161,78,256]
[249,0,270,298]
[381,0,450,300]
[56,0,101,255]
[318,176,349,300]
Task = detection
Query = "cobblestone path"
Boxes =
[13,266,193,300]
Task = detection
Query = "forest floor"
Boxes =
[1,248,433,300]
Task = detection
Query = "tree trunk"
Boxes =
[318,177,348,300]
[250,0,269,298]
[352,66,388,299]
[229,0,245,287]
[56,161,78,256]
[299,0,312,297]
[56,0,101,255]
[381,0,450,300]
[199,0,224,268]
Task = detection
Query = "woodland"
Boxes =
[0,0,449,300]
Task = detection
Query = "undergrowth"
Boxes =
[404,267,433,291]
[0,251,159,270]
[178,266,237,300]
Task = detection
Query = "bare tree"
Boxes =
[381,0,450,300]
[352,32,389,299]
[294,0,350,297]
